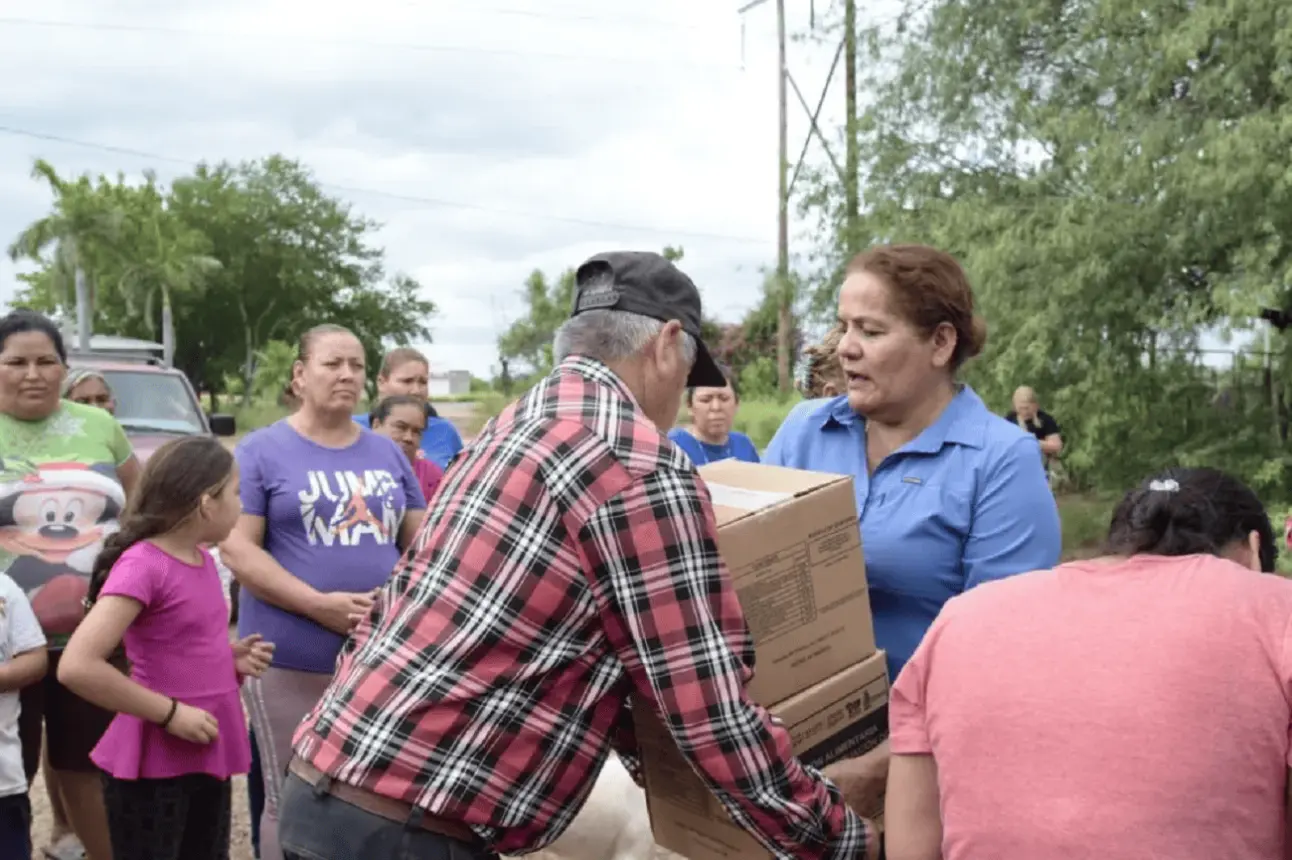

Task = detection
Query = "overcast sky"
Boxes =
[0,0,886,378]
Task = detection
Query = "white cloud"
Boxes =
[0,0,871,378]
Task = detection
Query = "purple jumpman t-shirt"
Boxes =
[233,421,426,673]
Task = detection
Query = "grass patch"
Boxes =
[1056,493,1116,559]
[731,397,799,449]
[435,392,498,403]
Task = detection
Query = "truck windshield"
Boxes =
[98,370,206,435]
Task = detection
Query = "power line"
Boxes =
[0,15,735,70]
[475,4,715,30]
[0,124,771,245]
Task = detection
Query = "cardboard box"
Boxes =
[696,460,875,704]
[637,651,890,860]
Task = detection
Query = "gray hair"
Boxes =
[553,308,698,367]
[63,367,109,396]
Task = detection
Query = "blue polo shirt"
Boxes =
[763,387,1061,681]
[353,413,464,470]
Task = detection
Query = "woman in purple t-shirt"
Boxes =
[219,324,426,860]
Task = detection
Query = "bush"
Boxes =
[229,400,292,434]
[470,391,510,434]
[1055,494,1115,560]
[738,358,780,401]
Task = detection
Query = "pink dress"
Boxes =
[91,542,250,780]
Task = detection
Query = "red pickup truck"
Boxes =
[67,357,237,460]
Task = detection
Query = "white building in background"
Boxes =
[429,369,472,397]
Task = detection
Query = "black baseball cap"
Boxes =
[570,251,726,388]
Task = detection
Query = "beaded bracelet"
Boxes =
[158,698,178,730]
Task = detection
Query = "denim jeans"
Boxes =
[278,773,499,860]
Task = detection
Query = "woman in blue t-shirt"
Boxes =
[667,364,760,466]
[352,347,464,469]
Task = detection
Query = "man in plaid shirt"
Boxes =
[277,251,878,860]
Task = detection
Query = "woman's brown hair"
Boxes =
[87,436,235,607]
[296,323,355,363]
[846,244,987,370]
[800,325,845,397]
[380,347,428,379]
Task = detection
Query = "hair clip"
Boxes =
[1148,479,1180,493]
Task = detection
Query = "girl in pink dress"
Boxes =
[370,395,445,504]
[57,436,274,860]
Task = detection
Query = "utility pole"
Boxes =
[843,0,859,246]
[775,0,791,393]
[740,0,850,392]
[740,0,792,392]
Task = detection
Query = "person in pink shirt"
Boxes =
[57,436,275,860]
[369,395,444,505]
[886,466,1292,860]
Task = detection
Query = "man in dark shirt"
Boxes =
[1004,386,1063,471]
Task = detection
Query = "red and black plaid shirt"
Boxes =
[293,356,873,859]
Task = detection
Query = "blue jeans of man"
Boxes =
[278,772,499,860]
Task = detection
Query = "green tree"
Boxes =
[114,174,222,366]
[251,339,297,400]
[496,246,723,381]
[165,156,387,402]
[329,271,435,400]
[713,270,804,392]
[15,155,438,407]
[8,159,126,347]
[800,0,1292,495]
[496,267,575,378]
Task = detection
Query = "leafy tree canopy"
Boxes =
[800,0,1292,495]
[11,155,436,404]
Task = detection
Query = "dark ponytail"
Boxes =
[87,514,172,607]
[85,436,235,608]
[1104,467,1276,572]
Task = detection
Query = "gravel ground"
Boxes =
[29,770,255,858]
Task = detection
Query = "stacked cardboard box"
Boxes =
[634,460,890,860]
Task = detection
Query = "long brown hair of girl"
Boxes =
[86,436,235,607]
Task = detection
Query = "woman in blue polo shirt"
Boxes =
[765,244,1061,805]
